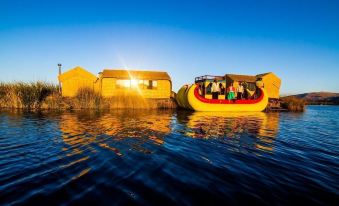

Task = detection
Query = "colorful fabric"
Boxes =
[227,91,235,100]
[228,86,235,92]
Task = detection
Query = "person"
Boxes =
[198,84,202,96]
[211,79,219,99]
[242,82,248,99]
[237,81,244,100]
[255,79,264,99]
[202,83,205,96]
[219,83,225,95]
[227,83,235,102]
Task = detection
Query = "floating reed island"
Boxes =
[0,66,177,110]
[0,66,178,110]
[0,66,305,111]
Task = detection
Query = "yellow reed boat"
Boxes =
[177,75,269,112]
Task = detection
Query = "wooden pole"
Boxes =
[58,63,62,94]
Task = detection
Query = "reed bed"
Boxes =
[281,96,306,112]
[0,82,58,109]
[0,82,177,110]
[75,87,102,109]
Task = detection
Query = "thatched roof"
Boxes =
[101,69,171,80]
[59,66,97,82]
[225,74,257,82]
[256,72,270,78]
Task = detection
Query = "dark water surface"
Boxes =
[0,106,338,205]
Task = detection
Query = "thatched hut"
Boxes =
[58,66,97,97]
[58,67,172,99]
[96,69,172,98]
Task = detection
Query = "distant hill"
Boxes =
[286,92,339,105]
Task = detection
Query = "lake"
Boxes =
[0,106,338,205]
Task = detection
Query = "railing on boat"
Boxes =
[194,75,224,83]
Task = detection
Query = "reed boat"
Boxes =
[176,75,269,112]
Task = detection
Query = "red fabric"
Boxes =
[228,86,235,92]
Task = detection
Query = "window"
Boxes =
[130,79,138,88]
[116,80,130,88]
[146,80,157,89]
[138,80,144,89]
[143,80,149,89]
[151,80,157,89]
[115,79,157,89]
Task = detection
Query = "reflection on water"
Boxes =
[59,110,279,155]
[60,110,172,156]
[0,107,338,205]
[177,111,279,152]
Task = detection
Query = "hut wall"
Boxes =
[101,78,171,98]
[59,68,97,97]
[101,78,116,97]
[62,77,95,97]
[142,80,171,98]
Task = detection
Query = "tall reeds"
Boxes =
[0,82,177,110]
[75,87,102,109]
[0,82,58,109]
[281,96,306,112]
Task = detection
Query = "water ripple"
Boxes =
[0,107,338,205]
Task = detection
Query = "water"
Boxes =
[0,106,338,205]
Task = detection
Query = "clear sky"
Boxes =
[1,0,338,94]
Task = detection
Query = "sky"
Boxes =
[0,0,339,94]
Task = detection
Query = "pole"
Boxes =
[58,63,62,94]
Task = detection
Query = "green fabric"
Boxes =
[227,91,235,100]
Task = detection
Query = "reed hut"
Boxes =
[256,72,281,99]
[58,66,97,97]
[96,70,172,98]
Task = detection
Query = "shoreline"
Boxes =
[0,96,178,110]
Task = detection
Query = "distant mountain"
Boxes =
[287,92,339,105]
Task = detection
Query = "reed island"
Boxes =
[0,66,304,111]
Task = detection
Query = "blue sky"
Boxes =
[1,0,338,94]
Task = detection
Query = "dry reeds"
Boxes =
[75,87,102,109]
[281,96,306,112]
[0,82,177,110]
[0,82,58,109]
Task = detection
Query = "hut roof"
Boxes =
[101,69,171,80]
[256,72,271,78]
[225,74,257,82]
[58,66,97,82]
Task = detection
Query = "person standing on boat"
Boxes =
[211,79,219,99]
[237,82,244,100]
[219,82,225,95]
[227,83,235,101]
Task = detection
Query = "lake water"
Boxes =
[0,106,338,205]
